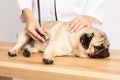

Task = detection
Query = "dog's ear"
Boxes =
[80,33,94,49]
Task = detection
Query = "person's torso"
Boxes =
[32,0,88,22]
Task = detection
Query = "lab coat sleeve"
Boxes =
[17,0,33,22]
[17,0,32,11]
[84,0,105,24]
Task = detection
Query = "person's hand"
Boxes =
[22,8,46,42]
[67,16,94,33]
[26,16,46,42]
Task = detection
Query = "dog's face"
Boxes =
[80,31,110,59]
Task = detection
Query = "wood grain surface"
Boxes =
[0,42,120,80]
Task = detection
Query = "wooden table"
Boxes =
[0,42,120,80]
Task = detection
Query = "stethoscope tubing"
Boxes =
[37,0,41,26]
[37,0,58,26]
[54,0,58,21]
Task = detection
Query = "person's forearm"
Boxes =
[22,8,46,42]
[22,8,34,23]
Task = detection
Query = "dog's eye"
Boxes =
[94,44,104,51]
[94,46,103,50]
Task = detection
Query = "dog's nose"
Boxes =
[88,49,110,58]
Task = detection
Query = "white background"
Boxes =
[0,0,120,49]
[0,0,119,80]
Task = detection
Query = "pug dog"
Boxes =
[8,21,110,64]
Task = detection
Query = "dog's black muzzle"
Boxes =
[88,48,110,58]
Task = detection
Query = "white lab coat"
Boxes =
[17,0,104,24]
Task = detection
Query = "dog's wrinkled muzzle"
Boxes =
[88,48,110,58]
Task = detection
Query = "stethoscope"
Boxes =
[37,0,58,41]
[37,0,58,26]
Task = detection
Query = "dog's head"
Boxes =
[80,29,110,59]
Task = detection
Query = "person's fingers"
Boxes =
[32,30,45,42]
[67,17,82,31]
[75,24,87,32]
[37,26,46,36]
[68,18,92,32]
[70,23,81,32]
[27,31,39,41]
[67,23,75,31]
[67,21,79,31]
[27,28,45,42]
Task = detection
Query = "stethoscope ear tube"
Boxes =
[54,0,58,21]
[37,0,41,26]
[37,0,58,24]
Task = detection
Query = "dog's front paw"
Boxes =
[23,49,31,57]
[42,58,54,64]
[8,52,17,57]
